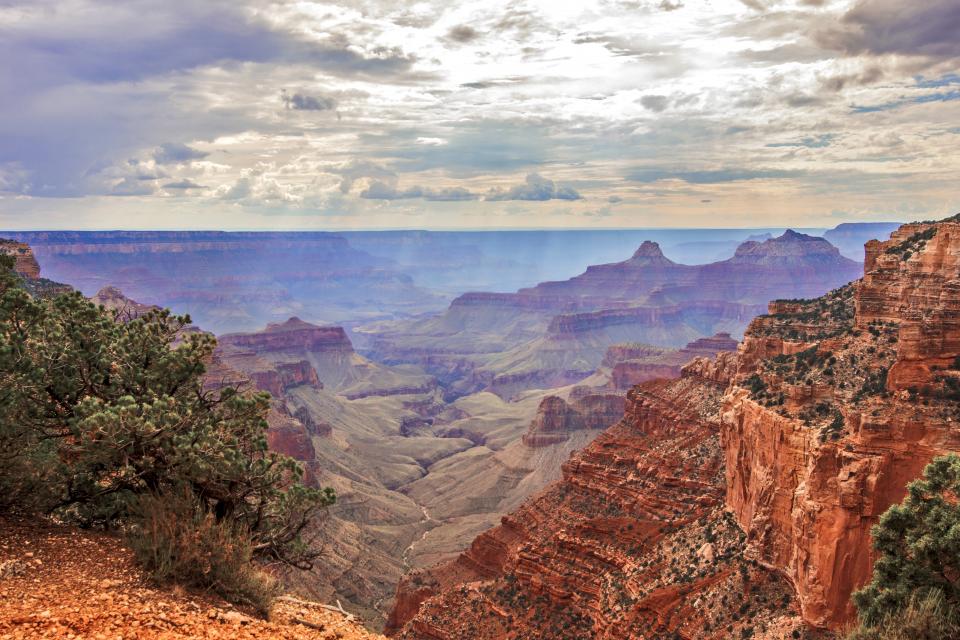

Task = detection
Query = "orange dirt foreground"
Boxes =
[0,515,385,640]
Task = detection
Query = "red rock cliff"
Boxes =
[722,217,960,628]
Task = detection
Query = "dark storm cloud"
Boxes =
[153,143,208,164]
[282,92,338,111]
[485,173,582,201]
[359,181,478,201]
[818,0,960,60]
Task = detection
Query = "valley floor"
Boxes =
[0,515,384,640]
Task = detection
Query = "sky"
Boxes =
[1,0,959,230]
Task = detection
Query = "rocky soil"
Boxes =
[0,515,384,640]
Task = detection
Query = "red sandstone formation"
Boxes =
[247,360,323,397]
[522,394,624,447]
[721,217,960,629]
[202,353,320,485]
[389,217,960,637]
[220,317,354,354]
[605,333,740,391]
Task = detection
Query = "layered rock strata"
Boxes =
[389,217,960,636]
[721,217,960,628]
[389,370,809,639]
[522,394,625,447]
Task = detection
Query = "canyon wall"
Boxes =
[389,217,960,636]
[721,218,960,628]
[389,369,809,639]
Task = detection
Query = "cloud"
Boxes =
[819,66,884,92]
[360,181,478,201]
[852,89,960,113]
[766,134,835,148]
[784,92,822,107]
[582,206,614,217]
[109,176,156,196]
[627,168,800,184]
[219,177,252,200]
[485,173,582,201]
[328,160,397,193]
[447,25,481,43]
[640,95,669,112]
[818,0,960,61]
[282,92,337,111]
[153,143,209,165]
[0,2,418,86]
[162,179,206,189]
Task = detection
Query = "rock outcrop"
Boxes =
[91,285,161,320]
[605,333,740,391]
[0,239,41,279]
[522,394,624,447]
[721,217,960,628]
[0,238,72,298]
[220,317,354,354]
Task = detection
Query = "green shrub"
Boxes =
[129,488,279,614]
[849,455,960,637]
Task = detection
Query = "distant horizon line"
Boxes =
[0,223,901,234]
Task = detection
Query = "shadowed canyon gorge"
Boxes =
[4,218,955,639]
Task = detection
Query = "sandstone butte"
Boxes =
[0,515,385,640]
[386,217,960,639]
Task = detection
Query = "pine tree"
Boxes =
[0,253,334,572]
[851,454,960,633]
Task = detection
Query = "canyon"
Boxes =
[387,216,960,638]
[1,224,882,633]
[365,230,860,400]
